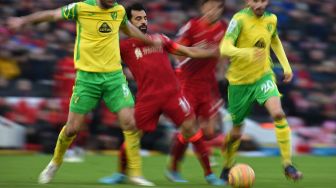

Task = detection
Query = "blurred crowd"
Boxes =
[0,0,335,150]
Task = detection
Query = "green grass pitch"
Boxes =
[0,154,335,188]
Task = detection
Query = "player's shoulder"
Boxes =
[111,2,126,11]
[78,0,125,10]
[177,18,197,36]
[263,11,277,22]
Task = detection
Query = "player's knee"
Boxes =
[231,127,242,141]
[64,125,79,137]
[181,119,197,138]
[65,120,82,137]
[120,116,136,131]
[231,132,242,141]
[271,110,286,120]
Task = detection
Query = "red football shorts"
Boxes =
[183,88,223,120]
[135,91,194,132]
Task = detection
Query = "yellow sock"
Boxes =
[123,130,142,177]
[52,126,76,166]
[223,133,240,168]
[274,118,292,166]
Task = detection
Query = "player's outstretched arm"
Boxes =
[271,35,293,83]
[173,44,220,58]
[7,8,63,31]
[120,21,161,46]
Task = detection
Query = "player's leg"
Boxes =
[182,119,224,186]
[166,90,196,180]
[164,94,224,185]
[264,97,303,180]
[100,98,161,185]
[199,98,225,167]
[220,84,253,181]
[103,71,154,186]
[256,74,302,180]
[39,71,101,184]
[166,131,189,183]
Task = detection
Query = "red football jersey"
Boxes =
[120,35,179,99]
[176,18,227,92]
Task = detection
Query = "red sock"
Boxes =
[170,132,188,172]
[189,130,212,176]
[119,142,127,174]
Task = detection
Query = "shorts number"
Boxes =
[122,84,130,97]
[260,80,275,94]
[178,97,191,114]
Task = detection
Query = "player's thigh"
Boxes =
[163,92,193,127]
[135,100,161,132]
[195,95,216,121]
[70,79,101,114]
[102,71,134,113]
[254,74,281,105]
[228,84,254,125]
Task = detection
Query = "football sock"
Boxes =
[169,132,188,172]
[189,130,212,176]
[52,126,76,165]
[274,118,292,166]
[223,132,241,168]
[118,142,127,174]
[123,130,142,177]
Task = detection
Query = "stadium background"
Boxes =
[0,0,335,187]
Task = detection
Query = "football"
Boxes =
[228,164,255,188]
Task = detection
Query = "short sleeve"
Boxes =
[224,15,242,44]
[61,3,78,20]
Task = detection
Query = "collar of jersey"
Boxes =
[85,0,118,8]
[246,7,266,18]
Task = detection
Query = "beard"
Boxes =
[138,24,147,33]
[100,0,114,9]
[254,8,265,17]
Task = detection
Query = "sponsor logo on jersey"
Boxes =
[99,22,112,33]
[254,38,266,48]
[134,48,143,59]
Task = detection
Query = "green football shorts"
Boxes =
[228,73,281,125]
[69,70,134,114]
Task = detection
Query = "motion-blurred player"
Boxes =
[98,3,224,186]
[219,0,303,182]
[7,0,162,186]
[167,0,228,182]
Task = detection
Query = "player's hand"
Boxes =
[283,72,293,83]
[7,17,25,31]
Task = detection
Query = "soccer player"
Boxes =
[98,3,224,186]
[219,0,303,182]
[7,0,161,186]
[167,0,228,182]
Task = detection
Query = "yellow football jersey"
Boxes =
[61,0,127,72]
[222,8,278,84]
